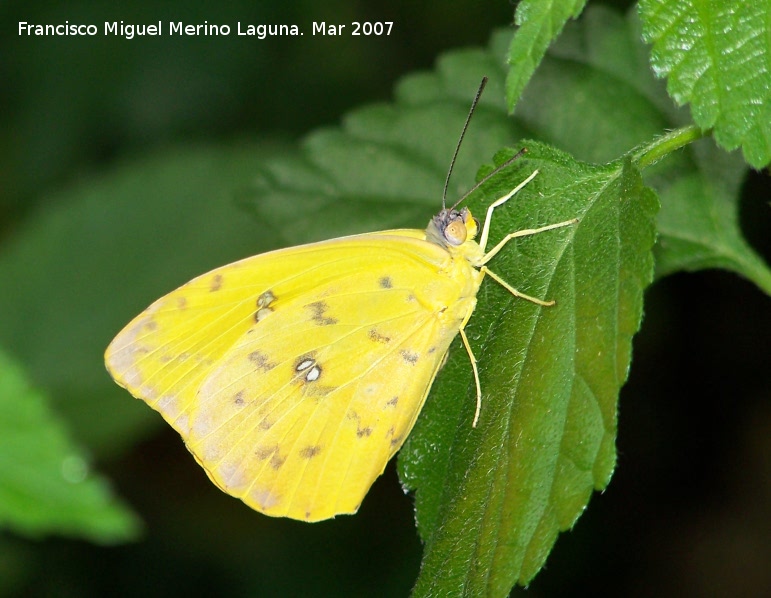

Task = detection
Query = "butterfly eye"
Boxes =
[444,220,467,246]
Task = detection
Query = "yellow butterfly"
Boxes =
[105,164,575,521]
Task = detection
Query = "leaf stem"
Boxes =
[631,124,706,170]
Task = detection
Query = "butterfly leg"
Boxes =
[461,247,578,428]
[477,216,578,308]
[464,261,564,428]
[465,171,578,426]
[458,315,483,428]
[470,216,577,423]
[481,219,579,266]
[478,169,540,252]
[459,265,551,429]
[480,267,555,306]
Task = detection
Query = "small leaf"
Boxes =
[402,143,658,594]
[505,0,587,110]
[0,349,140,543]
[638,0,771,168]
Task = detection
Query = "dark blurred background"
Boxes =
[1,0,769,596]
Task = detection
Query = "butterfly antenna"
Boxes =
[449,147,528,210]
[443,77,488,209]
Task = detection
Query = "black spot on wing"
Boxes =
[306,301,337,326]
[257,290,276,308]
[368,329,391,344]
[379,276,393,289]
[299,445,322,459]
[386,426,402,448]
[255,445,286,470]
[295,355,322,383]
[347,410,373,438]
[255,445,278,459]
[209,274,223,292]
[400,350,419,365]
[249,351,277,371]
[255,290,276,322]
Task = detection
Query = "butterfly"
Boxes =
[104,164,575,522]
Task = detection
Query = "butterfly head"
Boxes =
[427,207,480,249]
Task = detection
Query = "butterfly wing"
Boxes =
[106,231,482,521]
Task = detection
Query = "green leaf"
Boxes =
[0,349,140,543]
[505,0,587,111]
[638,0,771,168]
[401,143,658,594]
[513,8,678,162]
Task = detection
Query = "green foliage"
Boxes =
[638,128,771,292]
[506,0,587,108]
[638,0,771,168]
[510,6,770,291]
[0,350,139,543]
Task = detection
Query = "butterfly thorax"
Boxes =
[426,207,485,266]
